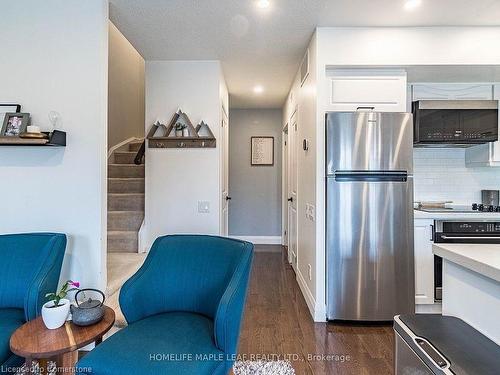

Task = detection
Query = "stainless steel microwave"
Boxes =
[413,100,498,147]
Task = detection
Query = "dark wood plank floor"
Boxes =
[237,246,394,375]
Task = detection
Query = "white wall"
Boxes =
[283,33,322,320]
[144,61,227,248]
[108,21,145,149]
[0,0,109,289]
[285,26,500,321]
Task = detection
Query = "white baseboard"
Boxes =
[107,137,143,159]
[296,268,327,322]
[230,236,282,245]
[296,268,317,320]
[138,219,147,253]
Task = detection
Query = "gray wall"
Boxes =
[229,109,282,236]
[108,22,145,149]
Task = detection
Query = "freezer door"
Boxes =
[326,112,413,175]
[326,175,415,321]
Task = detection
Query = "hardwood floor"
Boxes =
[238,246,394,375]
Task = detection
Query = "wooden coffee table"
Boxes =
[10,306,115,373]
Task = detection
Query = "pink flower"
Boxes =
[69,281,80,288]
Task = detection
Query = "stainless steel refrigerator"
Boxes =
[326,112,415,321]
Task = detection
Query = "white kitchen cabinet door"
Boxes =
[328,70,407,112]
[412,84,493,101]
[465,84,500,167]
[414,219,435,305]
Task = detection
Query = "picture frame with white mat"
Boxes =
[0,103,21,125]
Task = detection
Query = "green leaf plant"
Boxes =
[45,280,80,308]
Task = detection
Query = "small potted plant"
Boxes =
[174,123,187,137]
[42,280,80,329]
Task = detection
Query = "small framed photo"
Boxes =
[1,113,30,137]
[251,136,274,166]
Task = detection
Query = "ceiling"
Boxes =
[109,0,500,109]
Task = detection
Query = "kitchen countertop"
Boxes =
[432,243,500,282]
[414,209,500,220]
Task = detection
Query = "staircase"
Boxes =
[107,141,144,253]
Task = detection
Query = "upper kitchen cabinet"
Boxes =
[327,69,407,112]
[412,84,494,101]
[465,84,500,167]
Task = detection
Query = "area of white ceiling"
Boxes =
[109,0,500,109]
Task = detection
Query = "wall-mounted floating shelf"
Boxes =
[0,130,66,147]
[147,110,216,149]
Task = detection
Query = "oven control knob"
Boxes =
[488,205,495,212]
[478,204,485,211]
[472,203,478,210]
[496,206,500,212]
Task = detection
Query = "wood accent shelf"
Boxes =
[147,110,216,149]
[0,130,66,147]
[148,136,216,148]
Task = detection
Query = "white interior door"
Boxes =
[221,107,229,236]
[288,111,298,269]
[282,125,289,248]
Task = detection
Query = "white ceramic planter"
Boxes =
[41,298,70,329]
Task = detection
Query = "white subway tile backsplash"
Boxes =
[413,148,500,204]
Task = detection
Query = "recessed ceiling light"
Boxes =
[404,0,422,10]
[253,85,264,94]
[256,0,270,9]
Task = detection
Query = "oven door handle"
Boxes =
[440,235,500,240]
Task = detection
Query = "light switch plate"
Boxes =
[198,201,210,213]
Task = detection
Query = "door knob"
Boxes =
[226,196,232,201]
[288,197,293,202]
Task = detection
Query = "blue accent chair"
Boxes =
[0,233,67,374]
[76,235,253,375]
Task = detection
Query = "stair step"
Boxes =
[115,151,141,165]
[108,178,144,193]
[108,164,144,178]
[107,231,138,253]
[108,193,144,211]
[107,252,147,295]
[108,211,144,231]
[128,141,143,152]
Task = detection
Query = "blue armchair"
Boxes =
[0,233,67,374]
[77,235,253,375]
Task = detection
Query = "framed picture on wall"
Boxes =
[251,136,274,166]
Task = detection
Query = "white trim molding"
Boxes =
[230,236,282,245]
[296,268,327,322]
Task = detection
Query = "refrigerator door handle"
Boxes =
[334,170,409,175]
[334,173,408,183]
